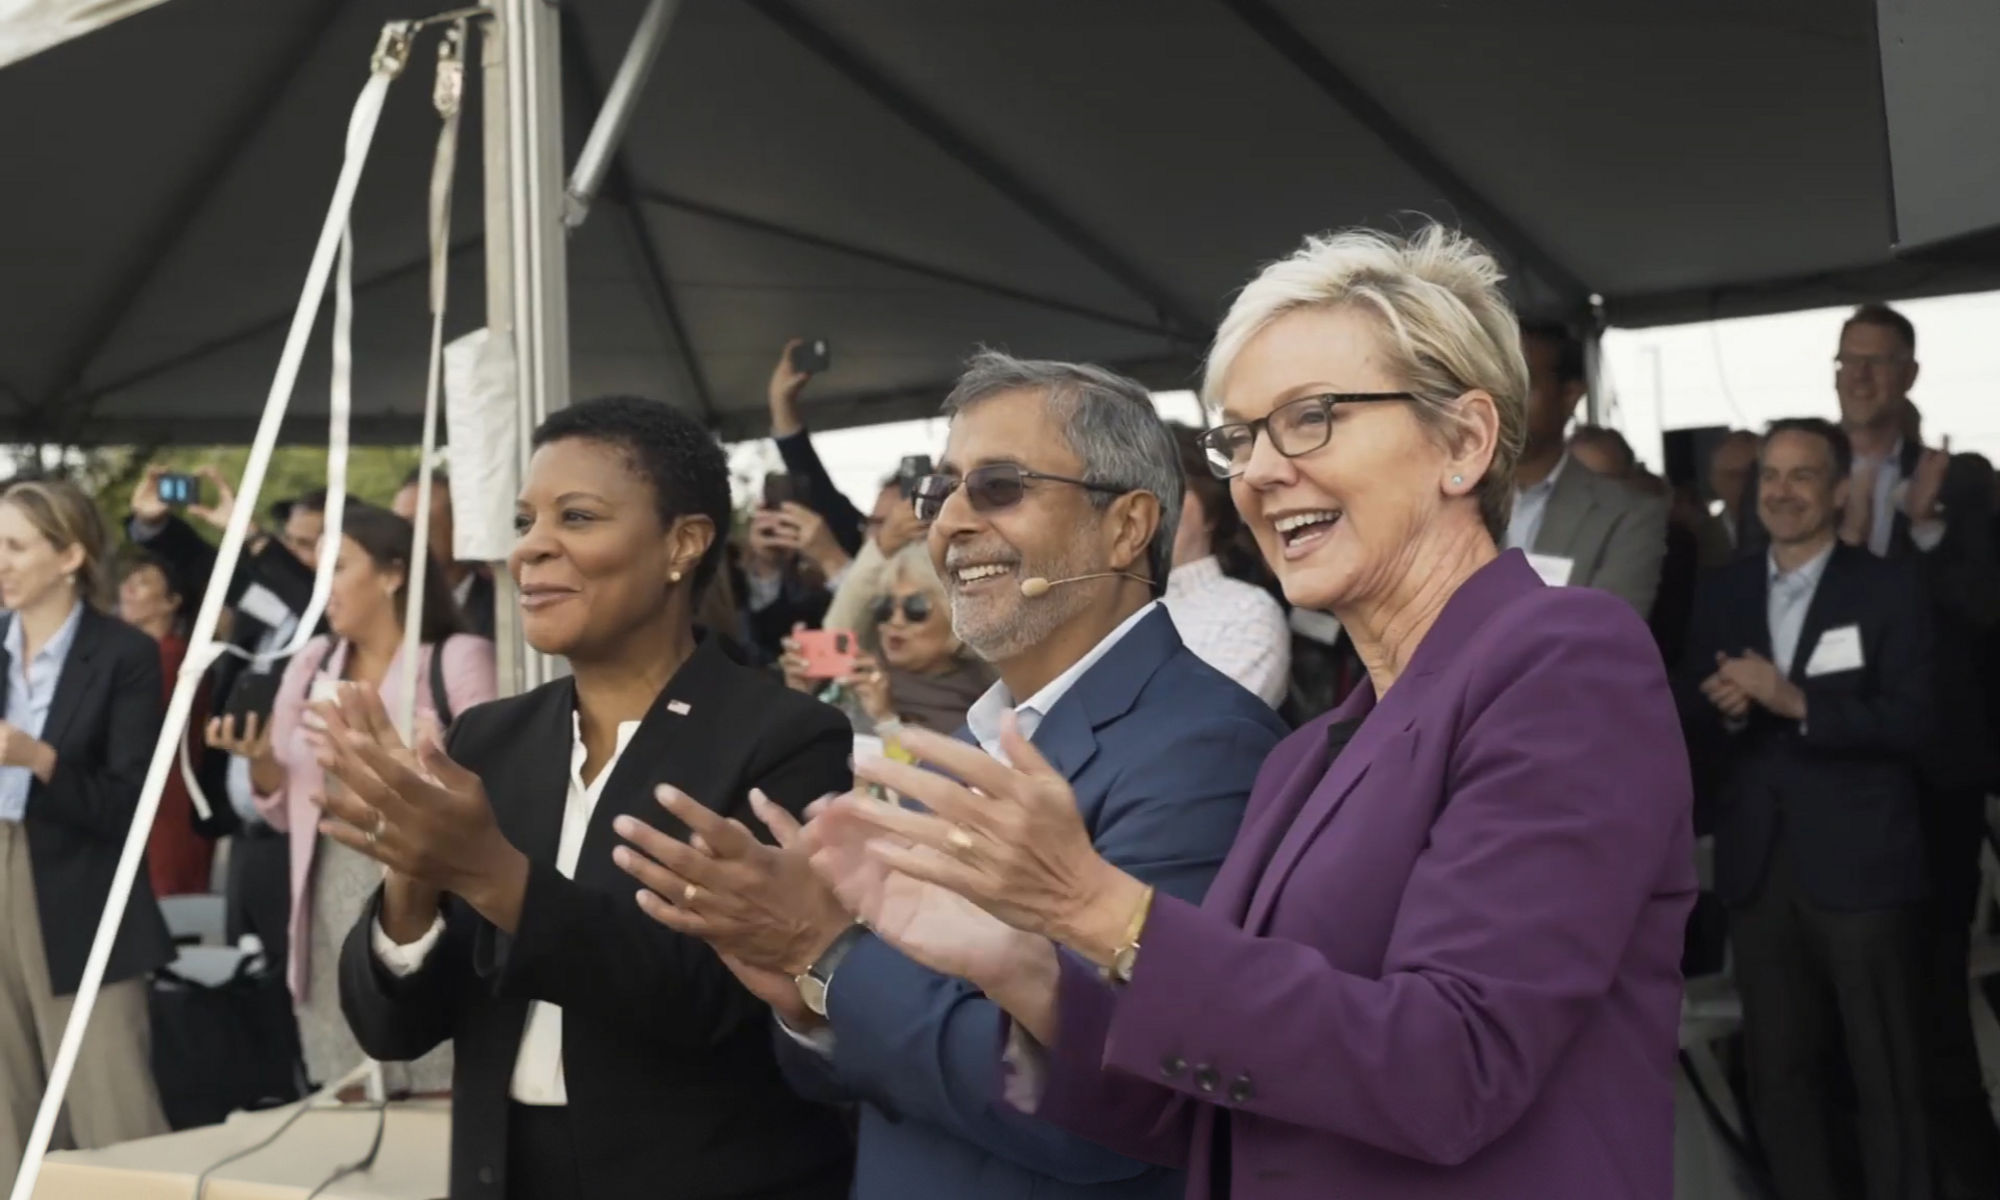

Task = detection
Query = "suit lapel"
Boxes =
[492,677,577,866]
[1031,608,1185,782]
[1532,463,1593,559]
[39,609,99,753]
[1786,546,1848,684]
[1243,701,1419,932]
[1207,717,1340,925]
[575,638,736,881]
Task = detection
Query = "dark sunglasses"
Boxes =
[910,464,1134,522]
[870,593,935,625]
[1197,392,1416,478]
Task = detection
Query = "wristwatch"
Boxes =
[1103,886,1157,985]
[794,924,868,1017]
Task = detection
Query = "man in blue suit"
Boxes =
[615,351,1285,1199]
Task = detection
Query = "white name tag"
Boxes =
[1805,624,1865,677]
[1288,608,1343,646]
[1526,553,1576,587]
[237,583,291,630]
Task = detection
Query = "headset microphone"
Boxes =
[1018,572,1150,598]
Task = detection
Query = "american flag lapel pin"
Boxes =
[667,700,691,715]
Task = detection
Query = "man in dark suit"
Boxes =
[1509,322,1668,615]
[616,353,1287,1200]
[1678,418,1937,1200]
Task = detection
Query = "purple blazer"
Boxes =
[1028,552,1695,1199]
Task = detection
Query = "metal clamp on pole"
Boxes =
[564,0,682,229]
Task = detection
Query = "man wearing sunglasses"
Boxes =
[616,351,1286,1200]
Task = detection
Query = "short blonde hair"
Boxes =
[1,479,113,609]
[1202,225,1529,544]
[879,543,948,606]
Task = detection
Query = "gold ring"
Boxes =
[946,825,976,854]
[682,883,700,904]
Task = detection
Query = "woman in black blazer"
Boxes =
[0,479,171,1180]
[318,397,854,1200]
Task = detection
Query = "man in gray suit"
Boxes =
[1508,321,1668,615]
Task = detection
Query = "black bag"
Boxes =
[149,952,307,1130]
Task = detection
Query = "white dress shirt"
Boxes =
[787,601,1163,1055]
[374,712,640,1105]
[1506,453,1570,552]
[1768,542,1834,677]
[1161,558,1289,708]
[1855,437,1946,557]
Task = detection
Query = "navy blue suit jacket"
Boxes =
[776,606,1287,1200]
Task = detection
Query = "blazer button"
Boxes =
[477,1165,496,1185]
[1159,1055,1186,1078]
[1193,1065,1219,1093]
[1228,1073,1254,1103]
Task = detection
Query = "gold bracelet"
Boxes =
[1102,885,1156,984]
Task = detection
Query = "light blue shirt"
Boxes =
[1506,453,1570,552]
[0,602,84,822]
[1767,542,1833,677]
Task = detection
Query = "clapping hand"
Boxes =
[310,684,527,931]
[827,715,1149,965]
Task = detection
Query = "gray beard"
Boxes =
[950,537,1102,666]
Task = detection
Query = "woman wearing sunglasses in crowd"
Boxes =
[780,549,989,735]
[318,396,854,1200]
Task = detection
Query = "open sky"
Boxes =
[730,289,2000,510]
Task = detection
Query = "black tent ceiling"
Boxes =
[3,0,1996,446]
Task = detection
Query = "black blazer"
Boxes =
[339,635,854,1200]
[0,607,174,995]
[1675,543,1934,911]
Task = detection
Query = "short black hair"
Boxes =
[1843,303,1916,355]
[118,549,184,601]
[531,396,731,592]
[400,467,450,490]
[292,489,329,515]
[1763,417,1853,479]
[1519,319,1587,385]
[1569,424,1637,474]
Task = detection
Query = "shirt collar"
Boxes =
[965,601,1160,749]
[6,600,84,667]
[1767,540,1836,588]
[1516,451,1569,500]
[1166,557,1221,597]
[569,710,643,787]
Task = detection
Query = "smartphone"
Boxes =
[762,472,800,510]
[789,339,831,374]
[793,629,858,680]
[895,454,933,500]
[157,472,200,507]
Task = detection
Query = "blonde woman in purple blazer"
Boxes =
[810,226,1696,1199]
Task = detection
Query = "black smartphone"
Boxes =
[763,472,801,510]
[157,472,200,507]
[895,454,933,499]
[790,339,831,374]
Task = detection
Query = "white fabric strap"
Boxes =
[7,26,412,1200]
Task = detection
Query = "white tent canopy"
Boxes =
[3,0,1997,447]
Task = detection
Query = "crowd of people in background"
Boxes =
[0,217,1996,1199]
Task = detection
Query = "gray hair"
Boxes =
[941,350,1183,595]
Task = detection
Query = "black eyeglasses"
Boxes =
[910,464,1134,522]
[1197,392,1416,478]
[870,593,935,625]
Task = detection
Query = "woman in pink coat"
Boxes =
[207,502,495,1087]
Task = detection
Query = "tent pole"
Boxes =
[484,0,570,695]
[565,0,682,229]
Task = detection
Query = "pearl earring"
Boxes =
[1451,474,1464,486]
[670,570,683,583]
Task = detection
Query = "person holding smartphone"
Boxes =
[205,502,495,1088]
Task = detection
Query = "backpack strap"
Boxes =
[428,636,455,730]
